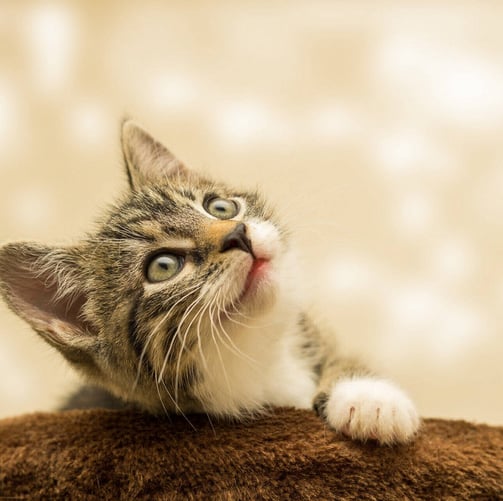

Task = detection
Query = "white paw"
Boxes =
[325,377,420,445]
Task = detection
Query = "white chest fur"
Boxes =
[196,307,316,417]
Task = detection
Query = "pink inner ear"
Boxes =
[6,260,90,336]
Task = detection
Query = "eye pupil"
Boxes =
[158,259,170,270]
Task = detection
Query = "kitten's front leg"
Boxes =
[313,357,420,445]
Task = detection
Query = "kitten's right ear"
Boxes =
[0,242,99,370]
[121,120,189,191]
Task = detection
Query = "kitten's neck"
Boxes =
[194,292,314,416]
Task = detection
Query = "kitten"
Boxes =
[0,121,419,444]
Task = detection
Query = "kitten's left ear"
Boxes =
[121,120,189,191]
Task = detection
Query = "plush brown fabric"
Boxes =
[0,408,501,500]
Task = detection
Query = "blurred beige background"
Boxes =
[0,2,502,424]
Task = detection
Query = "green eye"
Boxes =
[146,253,183,283]
[204,197,239,219]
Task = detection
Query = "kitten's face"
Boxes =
[84,173,287,409]
[0,121,291,412]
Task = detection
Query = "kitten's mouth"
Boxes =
[237,257,271,305]
[243,258,269,295]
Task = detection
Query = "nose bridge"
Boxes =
[204,220,240,249]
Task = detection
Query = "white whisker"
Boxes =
[132,282,201,392]
[158,289,206,386]
[195,298,211,373]
[208,293,232,396]
[173,296,211,403]
[154,368,170,418]
[160,380,197,432]
[214,288,259,367]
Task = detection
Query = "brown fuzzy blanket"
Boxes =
[0,408,502,500]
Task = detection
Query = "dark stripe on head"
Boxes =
[99,227,156,243]
[162,225,180,235]
[152,188,179,209]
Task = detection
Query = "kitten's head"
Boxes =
[0,121,294,412]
